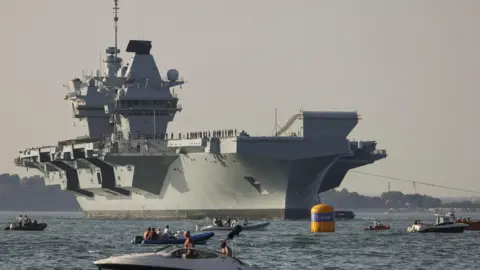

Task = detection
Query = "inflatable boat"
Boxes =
[198,221,270,232]
[132,231,214,245]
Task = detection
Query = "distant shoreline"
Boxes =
[0,210,82,213]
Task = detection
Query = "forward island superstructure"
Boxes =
[13,1,386,220]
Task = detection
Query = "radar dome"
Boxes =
[167,69,179,81]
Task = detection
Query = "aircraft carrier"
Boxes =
[13,1,387,220]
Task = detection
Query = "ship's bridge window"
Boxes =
[133,100,139,106]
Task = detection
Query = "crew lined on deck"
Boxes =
[111,129,238,141]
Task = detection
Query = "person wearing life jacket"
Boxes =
[220,240,233,257]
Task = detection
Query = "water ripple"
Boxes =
[0,211,479,269]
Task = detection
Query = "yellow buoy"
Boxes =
[311,204,335,232]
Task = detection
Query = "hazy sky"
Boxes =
[1,0,479,197]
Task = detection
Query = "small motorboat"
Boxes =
[198,221,269,231]
[364,225,390,231]
[335,210,355,220]
[363,220,390,231]
[4,223,47,231]
[457,219,480,231]
[94,244,256,270]
[448,211,480,231]
[132,231,214,245]
[407,214,469,233]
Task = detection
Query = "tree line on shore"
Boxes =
[321,188,480,209]
[0,174,478,211]
[0,174,79,211]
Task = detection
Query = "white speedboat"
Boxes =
[94,245,256,270]
[407,214,469,233]
[198,221,270,232]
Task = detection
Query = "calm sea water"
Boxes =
[0,211,479,270]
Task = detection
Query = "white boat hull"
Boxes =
[407,223,469,233]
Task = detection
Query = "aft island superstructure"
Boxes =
[13,0,387,220]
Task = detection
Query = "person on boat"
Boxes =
[226,216,231,227]
[164,225,172,236]
[213,217,218,226]
[24,216,31,227]
[183,231,197,258]
[144,227,151,240]
[17,215,23,228]
[220,240,233,257]
[243,218,248,226]
[33,220,38,228]
[156,226,163,236]
[150,227,158,240]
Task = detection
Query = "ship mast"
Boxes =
[113,0,119,61]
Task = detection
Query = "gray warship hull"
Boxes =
[77,141,385,220]
[79,151,385,220]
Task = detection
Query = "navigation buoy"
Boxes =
[311,204,335,232]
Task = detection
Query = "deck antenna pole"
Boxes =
[274,108,278,136]
[113,0,119,62]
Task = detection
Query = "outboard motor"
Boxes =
[131,235,144,244]
[227,224,243,240]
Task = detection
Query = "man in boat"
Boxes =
[226,216,231,227]
[24,215,31,228]
[17,215,23,228]
[243,218,248,226]
[156,227,163,237]
[163,225,176,239]
[213,217,223,227]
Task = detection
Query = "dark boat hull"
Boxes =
[4,223,47,231]
[364,227,390,231]
[419,226,465,233]
[334,211,355,220]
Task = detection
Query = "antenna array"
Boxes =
[113,0,119,61]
